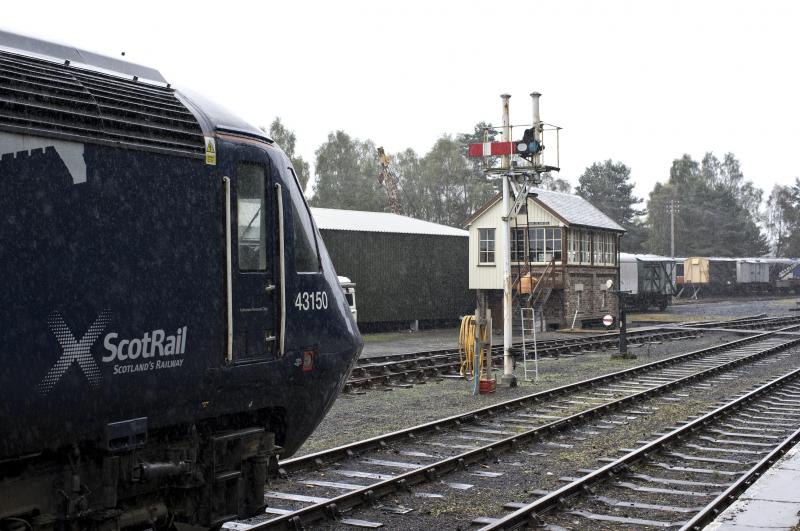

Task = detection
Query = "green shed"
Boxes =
[311,208,473,331]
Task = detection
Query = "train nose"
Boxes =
[347,321,364,362]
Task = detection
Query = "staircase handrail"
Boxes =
[529,258,556,307]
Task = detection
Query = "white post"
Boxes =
[531,92,542,167]
[500,94,517,387]
[669,200,675,258]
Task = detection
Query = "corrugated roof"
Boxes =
[530,188,625,232]
[620,253,676,263]
[311,208,468,237]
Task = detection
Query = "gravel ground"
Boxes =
[319,343,800,530]
[297,331,739,457]
[664,295,798,318]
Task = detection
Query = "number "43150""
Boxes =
[294,291,328,311]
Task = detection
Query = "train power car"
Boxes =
[619,253,675,311]
[0,31,362,529]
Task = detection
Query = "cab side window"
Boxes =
[288,167,320,273]
[237,163,267,271]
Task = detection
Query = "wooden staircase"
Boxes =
[513,258,557,333]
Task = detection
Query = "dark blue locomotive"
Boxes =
[0,30,362,528]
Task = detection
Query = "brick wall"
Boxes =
[561,266,619,327]
[477,265,619,331]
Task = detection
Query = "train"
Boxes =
[622,253,800,304]
[619,253,676,311]
[0,30,362,529]
[677,256,800,297]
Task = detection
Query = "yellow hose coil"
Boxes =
[459,315,490,380]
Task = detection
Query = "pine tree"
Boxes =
[575,160,645,252]
[645,153,769,257]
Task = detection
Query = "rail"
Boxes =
[529,258,557,308]
[251,329,800,529]
[479,362,800,530]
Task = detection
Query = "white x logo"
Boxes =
[36,310,111,395]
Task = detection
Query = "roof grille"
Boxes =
[0,51,205,158]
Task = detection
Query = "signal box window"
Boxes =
[237,164,267,271]
[479,228,495,264]
[511,228,526,261]
[528,227,562,262]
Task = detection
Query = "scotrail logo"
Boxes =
[37,311,188,395]
[36,310,111,395]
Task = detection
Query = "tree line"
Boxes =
[268,117,797,258]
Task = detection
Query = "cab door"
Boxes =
[233,161,278,361]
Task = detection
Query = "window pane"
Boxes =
[293,202,319,272]
[479,228,495,263]
[237,164,267,271]
[287,168,321,272]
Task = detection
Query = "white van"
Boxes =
[338,276,357,322]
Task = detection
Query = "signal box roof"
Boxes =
[464,187,625,232]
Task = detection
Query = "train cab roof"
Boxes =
[0,29,271,157]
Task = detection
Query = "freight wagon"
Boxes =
[619,253,675,311]
[679,257,800,297]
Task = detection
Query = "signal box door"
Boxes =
[233,161,278,361]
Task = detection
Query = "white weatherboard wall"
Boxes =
[468,196,565,290]
[513,197,563,227]
[469,200,504,290]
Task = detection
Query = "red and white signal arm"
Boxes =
[603,314,614,327]
[468,141,514,157]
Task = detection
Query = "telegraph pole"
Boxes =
[668,200,679,258]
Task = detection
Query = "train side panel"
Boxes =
[0,135,222,457]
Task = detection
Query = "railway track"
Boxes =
[684,313,800,331]
[476,365,800,530]
[223,326,800,530]
[347,327,701,391]
[347,315,800,391]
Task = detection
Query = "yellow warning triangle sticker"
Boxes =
[204,136,217,165]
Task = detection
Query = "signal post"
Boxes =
[468,92,561,387]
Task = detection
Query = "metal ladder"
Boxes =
[519,307,539,382]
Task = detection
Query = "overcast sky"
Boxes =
[4,1,799,201]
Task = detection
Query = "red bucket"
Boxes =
[479,379,496,394]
